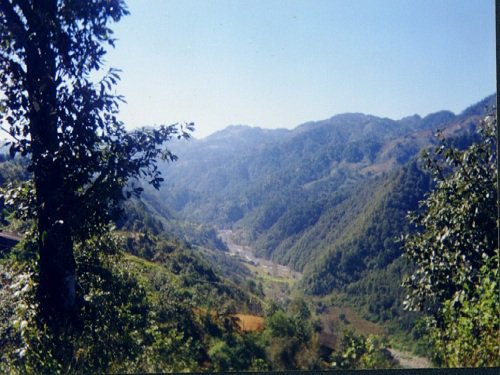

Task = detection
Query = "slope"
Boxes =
[155,96,490,270]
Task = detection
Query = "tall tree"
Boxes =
[0,0,191,324]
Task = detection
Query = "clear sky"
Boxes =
[105,0,496,139]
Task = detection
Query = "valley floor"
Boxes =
[218,229,301,280]
[388,348,433,369]
[218,228,436,369]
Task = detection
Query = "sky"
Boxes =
[105,0,496,139]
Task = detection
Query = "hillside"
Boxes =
[0,95,495,371]
[148,95,494,269]
[0,154,339,372]
[138,94,494,331]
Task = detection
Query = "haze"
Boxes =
[106,0,496,138]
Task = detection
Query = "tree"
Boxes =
[331,331,395,369]
[0,0,192,325]
[263,299,321,370]
[402,115,499,366]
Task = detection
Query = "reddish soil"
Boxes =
[234,314,265,332]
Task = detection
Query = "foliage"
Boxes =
[0,261,29,372]
[403,115,497,312]
[0,157,30,186]
[1,233,151,373]
[430,253,499,367]
[0,0,192,321]
[0,155,269,372]
[208,334,268,372]
[260,298,322,370]
[130,262,203,373]
[0,231,268,373]
[344,257,422,330]
[117,198,229,253]
[331,331,395,369]
[403,114,499,366]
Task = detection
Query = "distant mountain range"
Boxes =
[143,94,495,322]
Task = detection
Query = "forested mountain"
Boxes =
[148,94,494,266]
[0,95,495,371]
[300,161,431,326]
[137,94,495,328]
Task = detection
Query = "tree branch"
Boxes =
[0,49,27,77]
[0,0,30,51]
[13,0,34,23]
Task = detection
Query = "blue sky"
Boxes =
[105,0,496,138]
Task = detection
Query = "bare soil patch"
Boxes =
[234,314,265,332]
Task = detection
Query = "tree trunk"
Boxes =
[26,0,77,324]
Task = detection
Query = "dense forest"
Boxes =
[0,1,498,373]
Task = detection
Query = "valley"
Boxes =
[218,229,301,281]
[137,94,496,367]
[217,228,301,301]
[0,94,496,371]
[151,96,494,308]
[0,1,495,370]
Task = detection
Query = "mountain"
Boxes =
[0,95,495,371]
[141,94,494,322]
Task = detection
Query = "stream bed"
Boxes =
[218,229,302,281]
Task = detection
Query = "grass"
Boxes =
[333,306,382,335]
[245,262,295,285]
[241,262,298,301]
[318,304,384,338]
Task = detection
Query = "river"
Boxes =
[218,229,302,281]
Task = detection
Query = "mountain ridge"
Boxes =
[145,94,495,307]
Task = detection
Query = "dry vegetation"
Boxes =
[321,306,383,337]
[233,314,265,332]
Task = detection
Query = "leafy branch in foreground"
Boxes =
[402,114,499,366]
